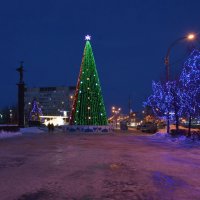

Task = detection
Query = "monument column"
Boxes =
[16,62,25,128]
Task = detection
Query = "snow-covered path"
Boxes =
[0,132,200,200]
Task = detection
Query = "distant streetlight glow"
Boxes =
[187,34,195,40]
[111,106,122,129]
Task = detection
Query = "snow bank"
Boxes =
[20,127,45,134]
[0,127,47,139]
[0,131,22,139]
[152,132,200,145]
[153,132,169,138]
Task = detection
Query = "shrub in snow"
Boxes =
[170,129,188,136]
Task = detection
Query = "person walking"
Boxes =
[51,123,55,132]
[48,123,51,132]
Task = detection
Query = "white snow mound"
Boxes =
[20,127,45,134]
[153,132,168,137]
[0,131,22,139]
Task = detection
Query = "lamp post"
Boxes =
[165,34,195,81]
[112,106,121,128]
[164,33,195,133]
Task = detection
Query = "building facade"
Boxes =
[24,86,75,121]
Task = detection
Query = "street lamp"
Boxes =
[111,106,121,128]
[165,33,196,81]
[187,33,195,40]
[164,33,196,133]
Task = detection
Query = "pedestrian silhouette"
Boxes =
[51,123,54,132]
[48,123,51,132]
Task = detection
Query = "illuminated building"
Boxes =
[24,86,75,122]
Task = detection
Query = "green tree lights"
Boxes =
[70,37,108,125]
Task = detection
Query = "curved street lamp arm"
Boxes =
[165,36,187,61]
[165,36,187,81]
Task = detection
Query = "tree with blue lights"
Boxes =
[145,81,168,118]
[179,49,200,136]
[29,100,43,122]
[168,80,182,131]
[145,80,182,132]
[146,49,200,136]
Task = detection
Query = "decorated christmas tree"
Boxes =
[70,35,108,125]
[29,100,43,122]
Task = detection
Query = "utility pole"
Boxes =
[128,95,131,121]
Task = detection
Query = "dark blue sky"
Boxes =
[0,0,200,114]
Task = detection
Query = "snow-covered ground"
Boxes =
[0,131,200,200]
[152,132,196,144]
[153,125,200,145]
[0,127,46,139]
[20,127,46,134]
[0,131,22,139]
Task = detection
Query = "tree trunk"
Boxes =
[188,115,192,137]
[167,112,170,134]
[174,103,179,133]
[175,113,179,132]
[172,87,179,134]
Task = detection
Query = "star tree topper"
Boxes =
[85,35,91,41]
